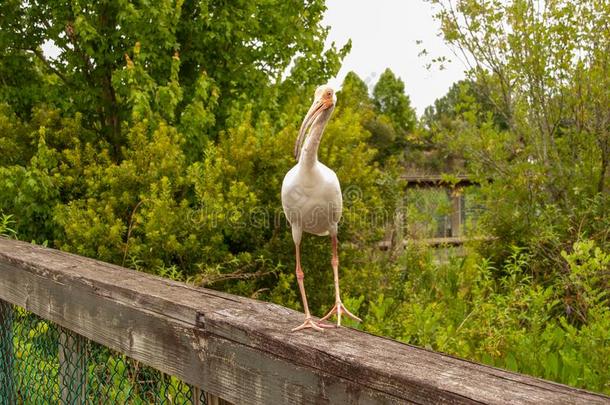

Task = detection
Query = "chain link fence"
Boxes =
[0,300,208,405]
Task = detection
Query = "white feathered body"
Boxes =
[281,162,342,236]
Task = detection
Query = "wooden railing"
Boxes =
[0,237,608,404]
[401,174,481,189]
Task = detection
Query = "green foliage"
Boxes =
[11,308,201,403]
[1,0,609,397]
[336,69,418,163]
[405,3,610,391]
[0,0,349,155]
[426,0,610,267]
[337,72,372,112]
[373,69,416,134]
[0,213,17,238]
[0,0,356,282]
[344,240,610,394]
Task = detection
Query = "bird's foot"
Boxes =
[315,320,337,329]
[319,300,362,327]
[291,317,325,332]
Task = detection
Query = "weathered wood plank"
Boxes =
[0,240,409,404]
[0,238,608,405]
[449,190,463,237]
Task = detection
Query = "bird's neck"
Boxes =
[299,109,332,169]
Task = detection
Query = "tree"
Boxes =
[0,0,351,236]
[373,69,416,134]
[422,79,508,132]
[0,0,350,159]
[427,0,610,269]
[336,70,417,163]
[0,0,401,315]
[337,71,372,111]
[370,69,417,161]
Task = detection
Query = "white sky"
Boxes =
[322,0,465,115]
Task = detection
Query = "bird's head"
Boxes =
[294,85,336,160]
[313,85,337,109]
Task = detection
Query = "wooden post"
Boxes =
[0,300,16,405]
[191,386,202,405]
[450,188,463,237]
[58,327,87,404]
[193,387,233,405]
[205,392,233,405]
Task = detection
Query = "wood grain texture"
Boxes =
[0,237,608,405]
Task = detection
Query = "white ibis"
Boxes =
[281,85,362,332]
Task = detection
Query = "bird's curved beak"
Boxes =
[294,97,334,161]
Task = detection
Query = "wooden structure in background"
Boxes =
[378,236,495,251]
[401,174,480,189]
[0,238,608,404]
[376,173,488,251]
[402,174,477,239]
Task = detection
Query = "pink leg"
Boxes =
[318,235,362,327]
[292,243,323,332]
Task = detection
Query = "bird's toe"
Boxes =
[291,317,324,332]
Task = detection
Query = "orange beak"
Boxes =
[294,97,334,161]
